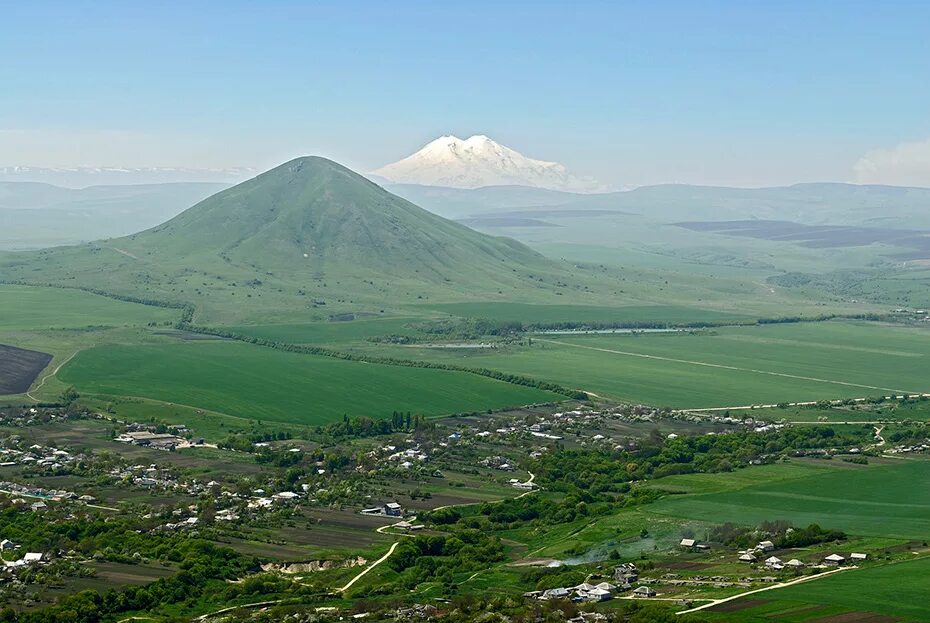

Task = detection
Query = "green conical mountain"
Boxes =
[1,157,593,323]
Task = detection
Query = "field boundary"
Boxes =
[538,338,924,397]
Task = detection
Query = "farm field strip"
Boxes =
[537,338,920,396]
[648,459,930,540]
[57,341,561,425]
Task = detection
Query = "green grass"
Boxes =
[57,341,560,425]
[370,321,930,407]
[0,284,177,331]
[229,317,419,345]
[423,302,748,325]
[699,556,930,622]
[649,459,930,540]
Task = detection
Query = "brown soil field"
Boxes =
[707,599,770,613]
[0,343,52,395]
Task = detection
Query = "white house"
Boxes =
[824,554,846,566]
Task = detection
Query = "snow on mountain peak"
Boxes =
[373,135,607,192]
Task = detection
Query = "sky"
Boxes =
[2,0,930,188]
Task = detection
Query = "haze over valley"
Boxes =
[2,4,930,623]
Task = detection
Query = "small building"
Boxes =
[582,587,612,602]
[0,539,17,551]
[850,552,868,561]
[764,556,782,568]
[23,552,42,563]
[785,559,805,568]
[824,554,846,566]
[542,587,570,600]
[738,553,757,563]
[613,563,639,583]
[632,586,656,598]
[384,502,403,517]
[679,538,696,549]
[756,540,775,552]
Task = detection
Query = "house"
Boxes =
[582,587,612,602]
[613,563,639,583]
[785,559,805,568]
[272,491,300,501]
[738,553,757,563]
[23,552,42,563]
[756,540,775,552]
[679,538,696,549]
[541,587,570,600]
[824,554,846,566]
[764,556,782,568]
[850,553,868,561]
[384,502,403,517]
[632,586,656,598]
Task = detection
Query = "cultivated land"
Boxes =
[0,284,177,331]
[0,344,52,394]
[360,321,930,408]
[422,302,751,326]
[57,341,560,424]
[648,459,930,540]
[697,556,930,622]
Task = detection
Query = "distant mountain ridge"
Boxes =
[0,165,257,187]
[373,135,607,192]
[387,181,930,228]
[0,181,229,250]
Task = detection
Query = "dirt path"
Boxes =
[26,350,80,401]
[110,247,139,260]
[538,339,923,396]
[195,599,288,621]
[341,471,539,592]
[675,566,856,615]
[338,541,399,593]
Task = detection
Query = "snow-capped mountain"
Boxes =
[0,166,258,188]
[372,135,607,192]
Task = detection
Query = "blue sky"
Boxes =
[2,1,929,186]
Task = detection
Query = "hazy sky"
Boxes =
[3,1,930,187]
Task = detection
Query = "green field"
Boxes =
[0,284,177,331]
[229,317,419,345]
[372,321,930,407]
[649,459,930,540]
[699,556,930,622]
[423,302,749,325]
[57,341,560,424]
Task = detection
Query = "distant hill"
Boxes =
[0,157,595,323]
[0,181,229,250]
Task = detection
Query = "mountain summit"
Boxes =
[373,135,606,192]
[3,157,587,322]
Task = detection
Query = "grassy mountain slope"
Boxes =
[0,157,600,324]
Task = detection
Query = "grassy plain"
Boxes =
[648,458,930,540]
[423,302,750,325]
[698,556,930,622]
[57,341,560,425]
[363,321,930,407]
[0,284,177,331]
